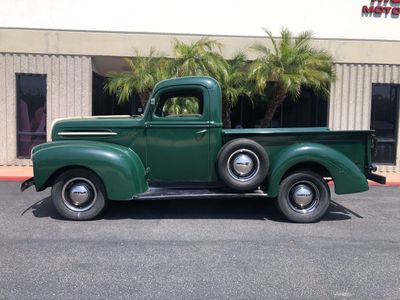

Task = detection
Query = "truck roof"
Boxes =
[153,76,221,91]
[152,76,223,125]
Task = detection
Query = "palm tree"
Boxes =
[168,37,226,79]
[104,38,251,128]
[162,97,200,115]
[249,28,335,127]
[104,48,169,108]
[169,38,248,128]
[217,53,252,128]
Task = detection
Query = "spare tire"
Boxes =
[217,138,269,191]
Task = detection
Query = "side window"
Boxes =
[154,90,203,118]
[16,73,47,158]
[370,83,399,164]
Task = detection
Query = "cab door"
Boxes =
[145,86,210,182]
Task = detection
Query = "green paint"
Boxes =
[31,76,375,200]
[32,140,147,200]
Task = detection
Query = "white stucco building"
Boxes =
[1,0,400,171]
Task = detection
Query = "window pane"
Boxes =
[92,72,139,116]
[155,90,203,117]
[282,88,328,128]
[267,87,328,128]
[370,84,399,164]
[373,142,396,164]
[17,74,47,158]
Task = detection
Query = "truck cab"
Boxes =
[142,77,222,183]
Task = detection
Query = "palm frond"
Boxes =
[263,28,279,55]
[249,28,335,126]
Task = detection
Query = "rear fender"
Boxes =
[32,141,148,200]
[266,143,368,197]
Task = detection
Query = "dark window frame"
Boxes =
[370,83,400,165]
[16,73,47,159]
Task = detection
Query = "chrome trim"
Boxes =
[288,180,320,214]
[61,177,97,212]
[58,131,117,136]
[232,154,254,176]
[227,149,260,182]
[292,184,314,207]
[69,184,91,205]
[196,129,207,134]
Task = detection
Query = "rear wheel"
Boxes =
[51,168,107,220]
[277,171,330,223]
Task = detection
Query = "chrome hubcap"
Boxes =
[69,184,91,205]
[227,149,260,182]
[62,177,97,212]
[292,184,313,208]
[288,181,319,214]
[232,154,254,176]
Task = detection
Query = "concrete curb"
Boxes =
[0,176,32,182]
[367,181,400,186]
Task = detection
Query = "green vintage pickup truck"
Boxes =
[22,76,385,222]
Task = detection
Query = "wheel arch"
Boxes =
[32,141,148,200]
[265,143,369,197]
[282,162,332,182]
[41,165,106,195]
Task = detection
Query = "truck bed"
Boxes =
[222,127,374,176]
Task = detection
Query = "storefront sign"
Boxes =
[362,0,400,16]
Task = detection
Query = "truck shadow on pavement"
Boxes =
[27,197,362,222]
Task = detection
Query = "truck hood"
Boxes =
[51,115,144,141]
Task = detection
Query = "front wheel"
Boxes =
[277,171,330,223]
[51,168,107,220]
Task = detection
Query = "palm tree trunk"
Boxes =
[261,87,287,128]
[222,99,232,129]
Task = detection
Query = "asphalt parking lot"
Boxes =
[0,182,399,299]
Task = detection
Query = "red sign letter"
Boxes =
[374,6,384,14]
[362,5,374,13]
[392,7,400,14]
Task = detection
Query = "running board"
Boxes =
[133,187,268,200]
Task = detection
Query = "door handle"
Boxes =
[196,129,207,134]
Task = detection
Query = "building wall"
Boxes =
[329,63,400,172]
[1,0,399,41]
[1,28,400,171]
[0,53,92,165]
[2,29,400,65]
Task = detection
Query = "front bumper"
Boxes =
[20,177,35,192]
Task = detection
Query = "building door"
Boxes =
[370,84,399,164]
[16,74,47,158]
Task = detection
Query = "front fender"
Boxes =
[32,141,148,200]
[266,143,368,197]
